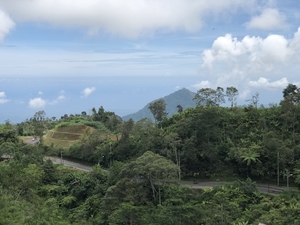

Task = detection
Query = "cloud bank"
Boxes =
[0,0,256,38]
[249,77,289,89]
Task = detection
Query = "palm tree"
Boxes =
[241,151,260,166]
[240,146,261,177]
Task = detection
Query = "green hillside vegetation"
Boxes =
[122,88,196,121]
[3,84,300,224]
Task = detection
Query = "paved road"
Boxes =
[45,156,93,172]
[47,156,287,194]
[180,181,286,194]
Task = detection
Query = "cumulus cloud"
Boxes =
[249,77,289,89]
[202,28,300,72]
[0,92,9,104]
[290,27,300,54]
[0,9,15,42]
[29,97,46,108]
[38,91,43,95]
[0,0,256,38]
[192,80,211,90]
[82,87,95,97]
[246,8,287,30]
[201,28,300,93]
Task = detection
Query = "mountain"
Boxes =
[122,88,196,122]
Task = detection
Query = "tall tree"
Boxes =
[246,92,259,108]
[121,151,178,205]
[226,86,239,108]
[120,119,134,140]
[163,132,182,180]
[31,111,46,142]
[193,87,225,107]
[282,83,300,104]
[149,99,168,125]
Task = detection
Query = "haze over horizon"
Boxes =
[1,0,300,123]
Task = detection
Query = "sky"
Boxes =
[1,0,300,123]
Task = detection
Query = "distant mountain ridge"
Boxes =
[122,88,196,122]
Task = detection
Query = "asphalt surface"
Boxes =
[45,156,93,172]
[48,156,287,194]
[181,181,286,194]
[22,138,289,194]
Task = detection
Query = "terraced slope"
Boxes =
[43,125,94,148]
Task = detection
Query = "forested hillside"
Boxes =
[1,84,300,224]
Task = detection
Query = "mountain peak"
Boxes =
[122,88,196,122]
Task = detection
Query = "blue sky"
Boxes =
[0,0,300,123]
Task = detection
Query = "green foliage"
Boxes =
[4,83,300,224]
[193,87,225,107]
[0,121,19,145]
[122,151,178,204]
[226,86,239,108]
[149,98,168,124]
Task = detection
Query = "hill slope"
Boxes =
[43,124,94,148]
[122,88,196,122]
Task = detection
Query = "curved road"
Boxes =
[45,156,93,172]
[47,156,287,194]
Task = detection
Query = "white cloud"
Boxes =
[249,77,289,89]
[192,80,211,90]
[38,91,43,95]
[57,95,65,100]
[0,0,256,38]
[0,92,9,104]
[239,89,251,100]
[290,27,300,55]
[0,9,15,42]
[49,94,66,105]
[202,28,299,74]
[201,28,300,94]
[246,8,287,30]
[82,87,95,97]
[29,97,46,108]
